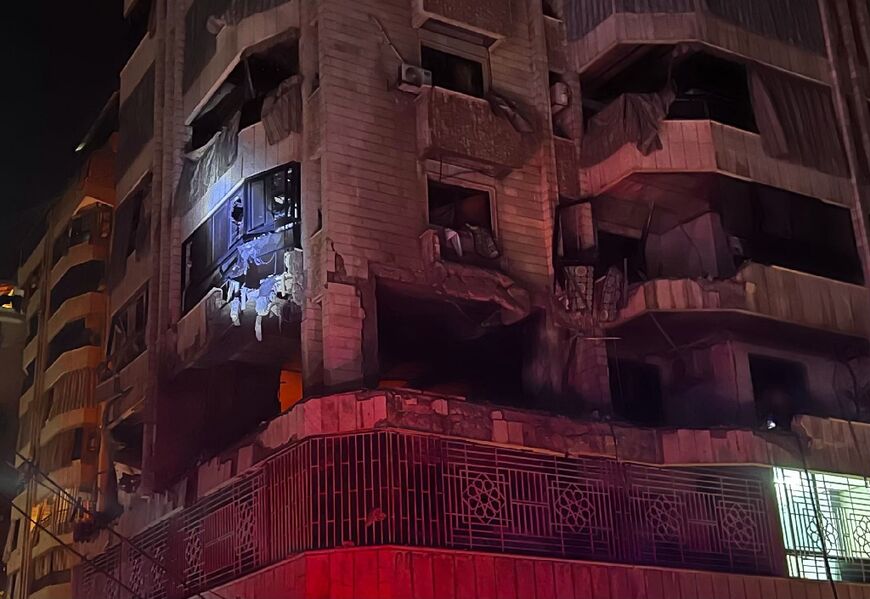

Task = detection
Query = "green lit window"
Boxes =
[774,467,870,582]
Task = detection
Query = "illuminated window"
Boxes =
[774,467,870,582]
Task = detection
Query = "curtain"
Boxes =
[262,75,303,144]
[174,112,241,217]
[580,87,676,167]
[749,65,850,177]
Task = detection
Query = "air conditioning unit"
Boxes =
[550,81,571,113]
[398,63,432,94]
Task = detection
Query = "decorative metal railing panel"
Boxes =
[75,431,776,598]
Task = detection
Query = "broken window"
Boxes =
[595,230,645,283]
[716,179,863,284]
[750,354,809,430]
[182,162,301,312]
[190,38,299,148]
[49,260,105,315]
[106,286,149,374]
[421,45,485,97]
[609,359,664,426]
[46,319,99,369]
[427,179,499,263]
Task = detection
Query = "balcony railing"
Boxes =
[75,430,777,599]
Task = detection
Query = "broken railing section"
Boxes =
[224,237,304,341]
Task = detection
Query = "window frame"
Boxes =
[419,29,491,97]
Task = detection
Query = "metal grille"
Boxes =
[774,467,870,583]
[76,431,777,598]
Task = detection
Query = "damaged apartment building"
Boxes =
[5,0,870,597]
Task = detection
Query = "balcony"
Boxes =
[605,263,870,346]
[412,0,511,45]
[175,249,304,371]
[583,120,853,208]
[74,428,779,598]
[567,0,830,83]
[416,87,535,177]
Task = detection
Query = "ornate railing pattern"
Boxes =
[75,431,776,598]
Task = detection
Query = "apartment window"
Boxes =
[421,45,485,97]
[609,359,664,426]
[182,163,301,312]
[774,468,870,582]
[750,355,808,430]
[49,260,105,314]
[46,319,99,368]
[427,180,498,262]
[717,180,863,284]
[106,286,149,374]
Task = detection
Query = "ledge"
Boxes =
[582,120,853,206]
[609,263,870,340]
[571,9,830,84]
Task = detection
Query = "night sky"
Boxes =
[0,4,126,279]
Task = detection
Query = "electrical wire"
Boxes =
[1,495,147,599]
[12,452,227,599]
[793,436,841,599]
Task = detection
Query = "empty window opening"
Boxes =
[609,359,664,426]
[378,290,525,406]
[49,260,105,315]
[427,179,498,263]
[190,39,299,149]
[543,0,560,19]
[595,230,645,283]
[182,163,301,313]
[716,178,863,284]
[421,45,485,97]
[582,49,757,132]
[750,355,809,431]
[47,319,99,368]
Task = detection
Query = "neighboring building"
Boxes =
[41,0,870,597]
[2,117,116,599]
[0,282,25,593]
